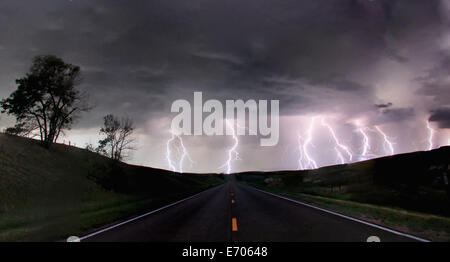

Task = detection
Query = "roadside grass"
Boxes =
[246,182,450,242]
[0,133,225,241]
[235,148,450,218]
[0,190,213,241]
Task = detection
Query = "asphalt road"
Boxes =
[83,182,419,242]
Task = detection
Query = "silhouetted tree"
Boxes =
[97,114,135,161]
[0,55,90,148]
[4,122,39,138]
[85,143,96,152]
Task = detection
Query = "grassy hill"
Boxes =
[0,133,225,241]
[235,146,450,241]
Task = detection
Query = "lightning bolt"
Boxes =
[426,120,435,151]
[358,127,371,161]
[166,132,177,172]
[177,135,194,173]
[302,117,318,169]
[219,119,240,174]
[297,134,305,170]
[334,146,345,164]
[166,131,194,173]
[375,126,394,155]
[321,117,353,163]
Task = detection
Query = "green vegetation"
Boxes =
[0,133,225,241]
[236,146,450,242]
[246,183,450,241]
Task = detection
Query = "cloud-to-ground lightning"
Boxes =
[358,127,371,161]
[166,131,194,173]
[218,119,256,174]
[297,134,305,170]
[321,117,353,163]
[177,135,194,173]
[375,126,394,155]
[166,132,177,172]
[333,145,345,164]
[219,119,240,174]
[426,120,435,151]
[302,117,318,169]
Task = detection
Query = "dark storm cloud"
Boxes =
[0,0,448,172]
[429,108,450,128]
[375,102,393,109]
[416,54,450,108]
[0,0,445,129]
[380,107,415,122]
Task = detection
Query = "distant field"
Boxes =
[236,146,450,241]
[0,134,225,241]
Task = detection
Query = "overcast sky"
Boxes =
[0,0,449,173]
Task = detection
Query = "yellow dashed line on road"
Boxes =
[232,218,238,231]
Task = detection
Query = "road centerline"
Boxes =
[232,218,238,232]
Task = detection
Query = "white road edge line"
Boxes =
[79,184,224,241]
[248,186,430,242]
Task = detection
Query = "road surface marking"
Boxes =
[249,186,430,242]
[232,199,235,204]
[78,184,224,241]
[232,218,238,231]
